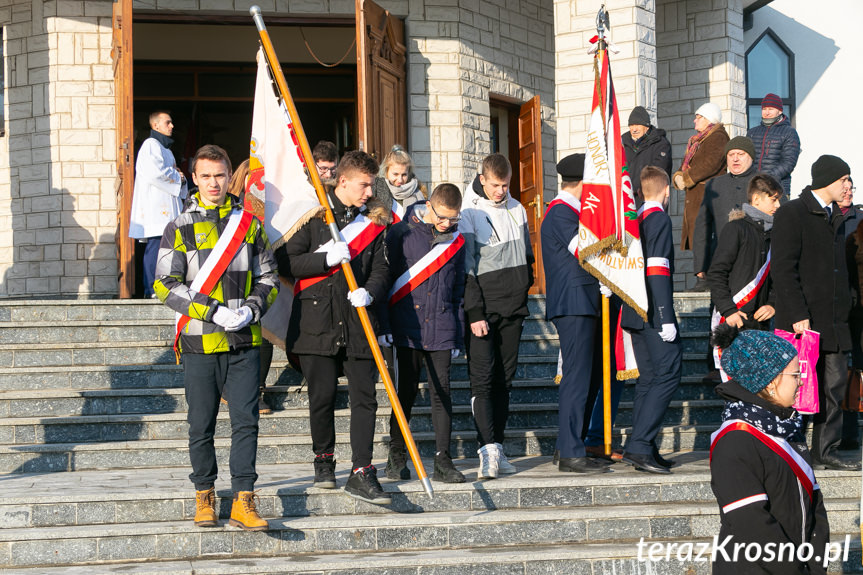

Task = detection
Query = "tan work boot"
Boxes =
[194,488,218,527]
[258,386,272,415]
[228,491,268,531]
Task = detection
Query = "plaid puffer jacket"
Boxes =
[154,193,279,355]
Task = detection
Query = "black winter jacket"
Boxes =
[711,381,829,575]
[277,192,391,358]
[692,166,756,274]
[772,188,851,352]
[622,127,672,202]
[747,115,801,197]
[386,205,466,351]
[706,208,774,327]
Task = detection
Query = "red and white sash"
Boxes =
[388,232,465,305]
[174,209,254,355]
[712,250,772,374]
[710,419,819,501]
[391,199,406,223]
[637,204,663,223]
[543,193,581,218]
[293,214,385,294]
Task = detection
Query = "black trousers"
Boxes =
[389,347,454,455]
[626,327,682,455]
[466,314,524,446]
[183,347,260,493]
[299,351,377,469]
[812,350,849,460]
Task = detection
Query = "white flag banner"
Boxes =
[248,48,322,348]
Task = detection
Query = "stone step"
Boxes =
[0,420,794,473]
[0,457,858,529]
[0,497,855,569]
[4,539,859,575]
[0,397,731,445]
[0,375,722,418]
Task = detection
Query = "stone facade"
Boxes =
[0,0,117,298]
[0,0,750,297]
[656,0,746,290]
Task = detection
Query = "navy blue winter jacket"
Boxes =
[746,115,801,197]
[386,205,466,351]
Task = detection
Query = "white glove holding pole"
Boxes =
[212,306,240,329]
[377,333,393,347]
[600,285,612,298]
[326,241,350,267]
[226,306,254,332]
[348,288,373,308]
[659,323,677,342]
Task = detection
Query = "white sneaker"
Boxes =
[477,444,499,479]
[495,442,517,474]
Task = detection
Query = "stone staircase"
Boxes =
[0,295,858,574]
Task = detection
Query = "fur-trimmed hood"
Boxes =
[728,207,745,222]
[317,188,392,227]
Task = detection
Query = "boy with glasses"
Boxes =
[384,184,467,483]
[312,140,338,183]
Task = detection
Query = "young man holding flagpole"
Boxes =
[276,151,394,505]
[154,144,279,531]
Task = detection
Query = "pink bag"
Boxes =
[774,329,820,414]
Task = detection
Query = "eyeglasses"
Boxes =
[780,371,804,386]
[316,164,336,176]
[429,202,461,224]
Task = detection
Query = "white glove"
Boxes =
[377,334,393,347]
[326,241,350,267]
[348,287,373,308]
[658,323,677,342]
[212,306,240,329]
[225,306,254,332]
[451,349,460,359]
[600,285,612,298]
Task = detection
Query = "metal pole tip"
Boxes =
[249,5,261,16]
[421,477,435,499]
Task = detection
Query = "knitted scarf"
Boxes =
[681,124,717,171]
[386,177,420,202]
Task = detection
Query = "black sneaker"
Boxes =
[385,444,411,480]
[345,465,391,505]
[433,453,466,483]
[313,454,336,489]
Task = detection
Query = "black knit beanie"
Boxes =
[811,155,850,190]
[628,106,651,127]
[724,136,756,161]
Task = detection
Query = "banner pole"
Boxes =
[250,5,433,498]
[602,295,612,455]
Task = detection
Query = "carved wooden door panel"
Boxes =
[355,0,406,158]
[519,95,545,294]
[112,0,134,298]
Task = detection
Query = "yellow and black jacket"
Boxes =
[154,193,279,355]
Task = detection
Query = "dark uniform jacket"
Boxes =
[276,192,391,358]
[692,165,756,274]
[747,115,801,197]
[706,207,774,328]
[622,126,672,202]
[540,193,599,320]
[772,187,851,352]
[621,202,675,330]
[711,380,829,575]
[386,204,466,351]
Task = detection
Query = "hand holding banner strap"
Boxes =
[249,5,433,499]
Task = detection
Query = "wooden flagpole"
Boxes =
[596,5,613,457]
[250,5,434,498]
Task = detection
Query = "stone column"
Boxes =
[554,0,658,160]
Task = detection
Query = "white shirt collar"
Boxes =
[638,200,665,215]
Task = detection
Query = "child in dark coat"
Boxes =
[710,324,829,575]
[384,183,467,483]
